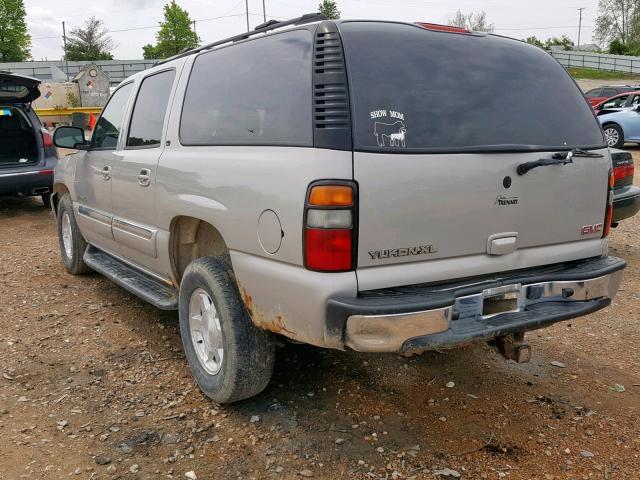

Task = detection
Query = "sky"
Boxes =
[25,0,602,61]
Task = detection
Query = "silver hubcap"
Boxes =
[61,213,73,259]
[604,127,620,146]
[188,288,224,375]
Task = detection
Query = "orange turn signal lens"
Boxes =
[308,185,353,206]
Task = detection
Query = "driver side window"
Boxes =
[92,82,134,149]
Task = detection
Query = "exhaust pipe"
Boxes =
[32,187,50,195]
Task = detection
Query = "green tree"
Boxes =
[318,0,340,20]
[524,36,545,49]
[609,38,630,54]
[449,10,494,32]
[0,0,31,61]
[142,1,199,60]
[594,0,640,50]
[544,35,575,51]
[65,17,115,61]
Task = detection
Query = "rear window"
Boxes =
[180,29,313,146]
[340,22,605,152]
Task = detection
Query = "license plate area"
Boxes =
[482,284,521,317]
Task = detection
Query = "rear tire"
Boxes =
[56,194,91,275]
[603,124,624,148]
[41,194,51,208]
[179,256,275,403]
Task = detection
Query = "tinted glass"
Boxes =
[180,30,312,146]
[92,83,134,149]
[602,88,618,98]
[127,70,176,148]
[341,22,605,152]
[585,89,601,97]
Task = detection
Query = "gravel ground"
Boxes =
[0,150,639,480]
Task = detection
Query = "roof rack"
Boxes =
[155,12,328,66]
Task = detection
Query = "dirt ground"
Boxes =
[1,152,639,480]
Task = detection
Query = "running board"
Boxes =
[83,246,178,310]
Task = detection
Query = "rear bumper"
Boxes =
[327,256,625,353]
[0,164,55,196]
[612,185,640,223]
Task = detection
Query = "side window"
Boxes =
[603,95,628,108]
[632,95,640,107]
[126,70,176,148]
[180,29,313,146]
[585,88,601,98]
[601,88,617,98]
[92,83,134,149]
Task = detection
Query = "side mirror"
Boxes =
[53,126,89,150]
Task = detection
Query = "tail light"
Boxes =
[613,163,634,182]
[41,129,57,157]
[416,22,470,34]
[603,169,614,238]
[304,181,357,272]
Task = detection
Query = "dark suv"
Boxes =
[0,71,57,207]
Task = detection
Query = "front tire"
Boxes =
[56,194,91,275]
[179,256,275,403]
[603,124,624,148]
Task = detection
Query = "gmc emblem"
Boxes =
[581,223,603,236]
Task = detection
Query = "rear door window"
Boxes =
[340,22,605,152]
[602,88,618,98]
[585,88,602,98]
[180,29,313,146]
[92,82,134,149]
[126,69,176,148]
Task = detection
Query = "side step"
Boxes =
[83,246,179,310]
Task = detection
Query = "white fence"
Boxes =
[552,50,640,75]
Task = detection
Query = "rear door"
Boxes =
[339,22,610,289]
[110,68,177,273]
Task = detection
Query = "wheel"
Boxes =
[56,194,91,275]
[603,124,624,148]
[178,256,275,403]
[41,193,51,208]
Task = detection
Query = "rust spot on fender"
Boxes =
[240,287,295,337]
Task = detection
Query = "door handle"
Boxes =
[138,168,151,187]
[101,165,111,181]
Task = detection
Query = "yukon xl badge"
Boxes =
[368,245,437,260]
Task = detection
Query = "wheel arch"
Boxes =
[169,216,231,284]
[51,183,70,215]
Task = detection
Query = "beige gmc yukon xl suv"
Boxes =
[52,14,625,403]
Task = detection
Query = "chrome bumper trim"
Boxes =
[345,270,623,353]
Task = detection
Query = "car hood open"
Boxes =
[0,71,41,104]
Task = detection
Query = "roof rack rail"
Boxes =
[155,12,328,66]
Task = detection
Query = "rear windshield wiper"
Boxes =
[517,148,604,176]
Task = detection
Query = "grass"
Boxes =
[567,66,640,80]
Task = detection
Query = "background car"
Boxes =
[610,148,640,225]
[598,105,640,148]
[593,90,640,114]
[0,71,57,207]
[584,85,640,107]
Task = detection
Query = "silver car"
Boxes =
[51,15,626,403]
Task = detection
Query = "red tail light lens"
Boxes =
[305,229,352,271]
[416,22,470,34]
[41,130,53,148]
[304,181,357,272]
[613,163,634,181]
[603,170,614,238]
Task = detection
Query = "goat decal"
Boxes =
[370,109,407,148]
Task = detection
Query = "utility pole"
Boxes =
[262,0,266,23]
[246,0,250,31]
[578,7,585,48]
[62,21,69,81]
